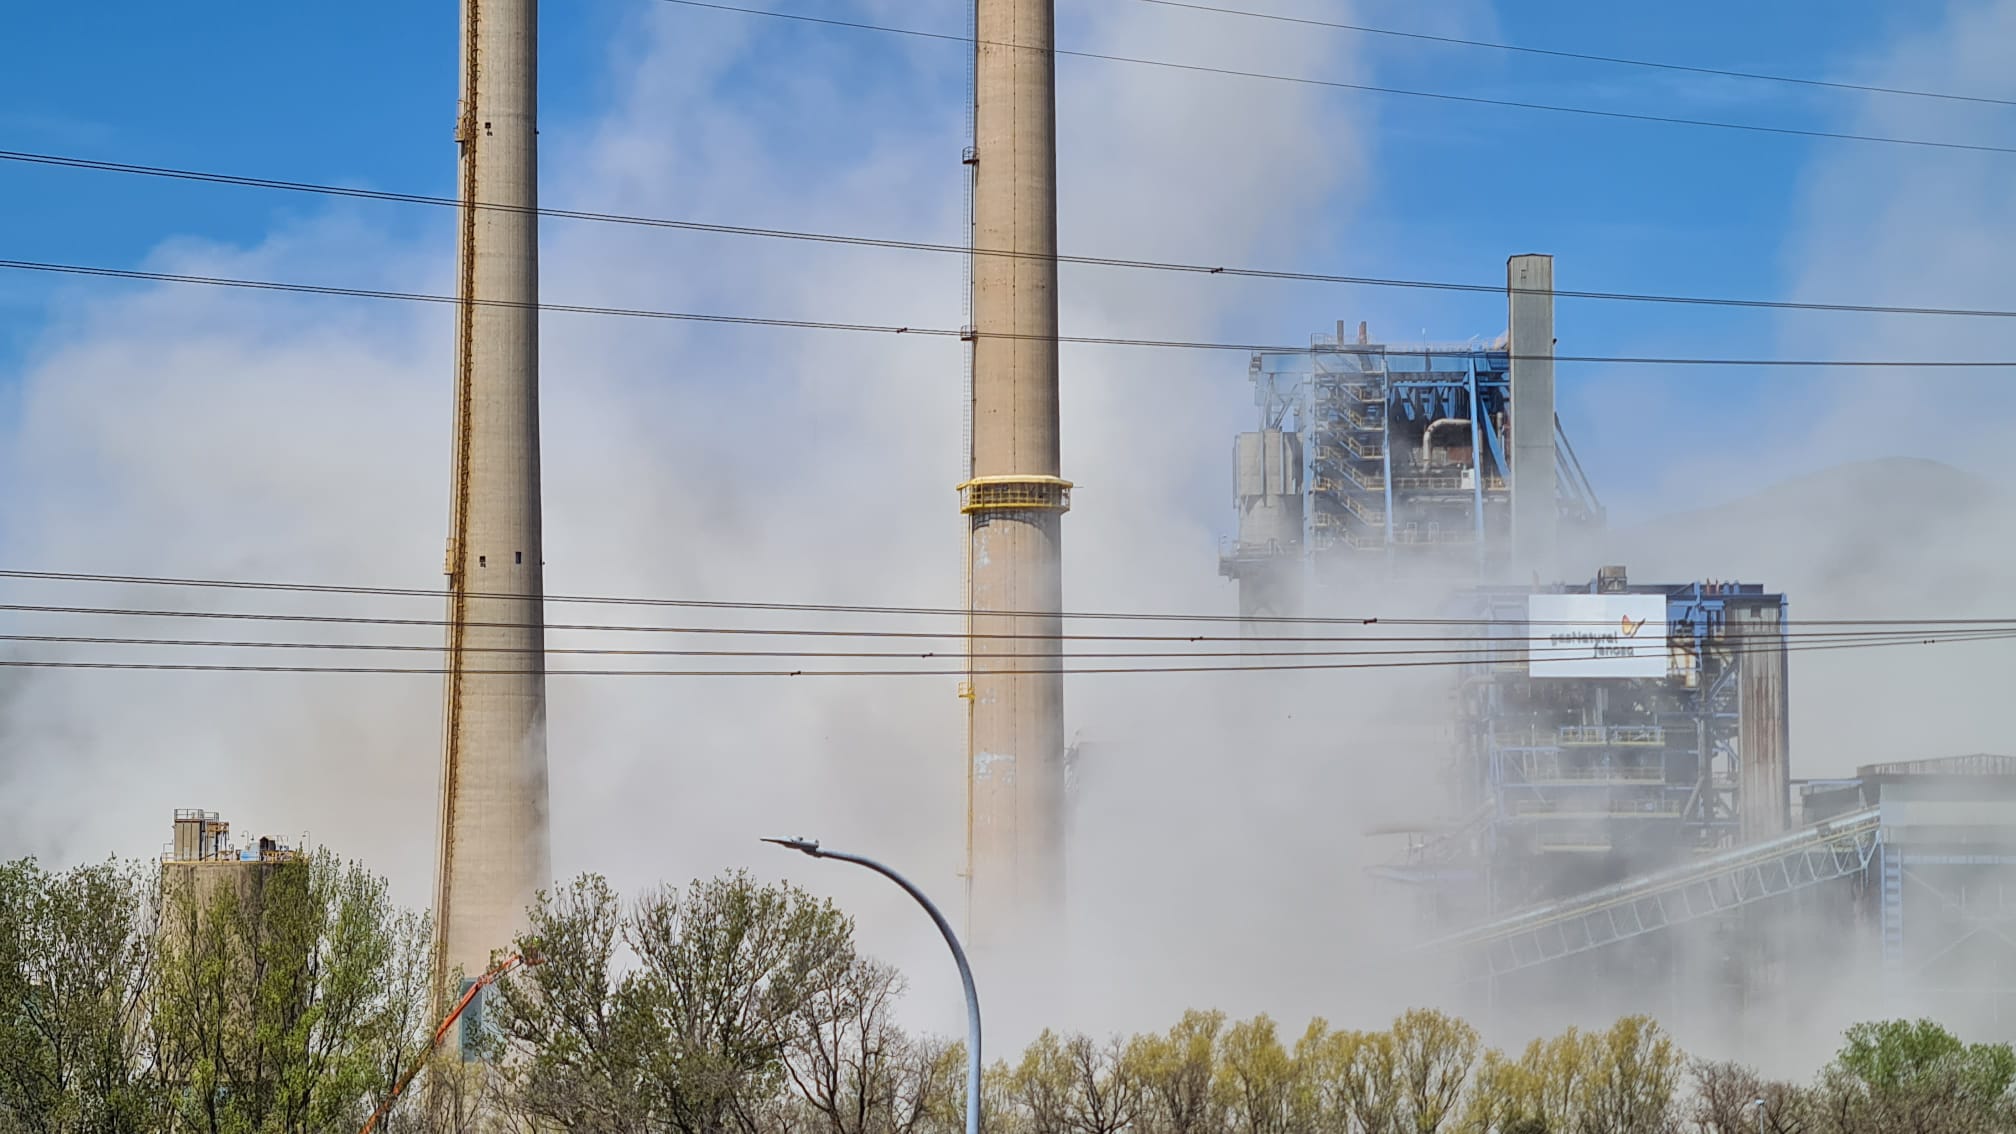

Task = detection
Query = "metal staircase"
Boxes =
[1423,808,1881,976]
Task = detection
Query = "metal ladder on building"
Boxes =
[1421,808,1881,976]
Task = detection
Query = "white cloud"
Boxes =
[0,0,1413,1043]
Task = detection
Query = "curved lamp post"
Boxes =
[764,837,981,1134]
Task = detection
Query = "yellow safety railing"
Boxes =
[1341,434,1384,460]
[1340,494,1385,525]
[956,475,1073,514]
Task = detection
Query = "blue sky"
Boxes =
[1,0,1982,514]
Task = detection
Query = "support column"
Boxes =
[1507,254,1556,578]
[964,0,1066,955]
[432,0,550,1044]
[1733,599,1790,844]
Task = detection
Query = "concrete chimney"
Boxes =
[432,0,550,1045]
[963,0,1067,958]
[1507,254,1557,577]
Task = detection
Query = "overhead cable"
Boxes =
[659,0,2016,158]
[12,149,2016,322]
[4,626,1993,662]
[4,626,2010,678]
[9,569,2016,631]
[5,598,2013,646]
[13,259,2016,366]
[1137,0,2016,109]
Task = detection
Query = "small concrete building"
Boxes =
[160,808,301,931]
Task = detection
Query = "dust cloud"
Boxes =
[1,0,2013,1076]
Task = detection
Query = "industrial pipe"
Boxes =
[1423,418,1472,463]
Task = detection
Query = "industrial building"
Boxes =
[1332,566,2016,1029]
[1219,258,1602,623]
[162,808,299,873]
[1215,269,2016,1027]
[1801,757,2016,1028]
[1393,569,1789,920]
[1367,568,1795,1017]
[159,809,301,948]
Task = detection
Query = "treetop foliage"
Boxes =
[3,856,2014,1134]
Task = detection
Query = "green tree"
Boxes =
[1011,1031,1077,1134]
[0,857,158,1134]
[1296,1024,1399,1134]
[1214,1016,1295,1134]
[1814,1018,2016,1134]
[492,870,859,1134]
[484,874,639,1131]
[985,1057,1025,1134]
[148,849,430,1134]
[1575,1016,1679,1134]
[1459,1028,1596,1134]
[1391,1009,1477,1134]
[630,870,855,1134]
[1459,1048,1526,1134]
[1127,1011,1226,1134]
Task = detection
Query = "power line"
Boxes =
[5,626,2009,678]
[660,0,2016,158]
[5,599,2012,648]
[10,569,2016,632]
[5,626,1988,662]
[13,148,2016,324]
[1138,0,2016,109]
[14,258,2016,366]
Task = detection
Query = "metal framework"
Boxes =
[1377,573,1794,997]
[1220,336,1601,591]
[1426,808,1879,977]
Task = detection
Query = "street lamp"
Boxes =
[1750,1096,1767,1134]
[765,837,982,1134]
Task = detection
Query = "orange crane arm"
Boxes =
[358,948,542,1134]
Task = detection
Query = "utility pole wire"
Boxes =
[14,149,2016,323]
[7,628,1983,661]
[660,0,2016,157]
[9,568,2016,630]
[14,259,2016,362]
[2,626,2009,678]
[1138,0,2016,109]
[5,598,2011,643]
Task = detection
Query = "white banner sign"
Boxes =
[1527,594,1668,678]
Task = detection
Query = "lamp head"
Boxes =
[762,836,824,857]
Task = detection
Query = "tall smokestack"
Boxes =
[1507,254,1556,578]
[963,0,1067,956]
[432,0,549,1040]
